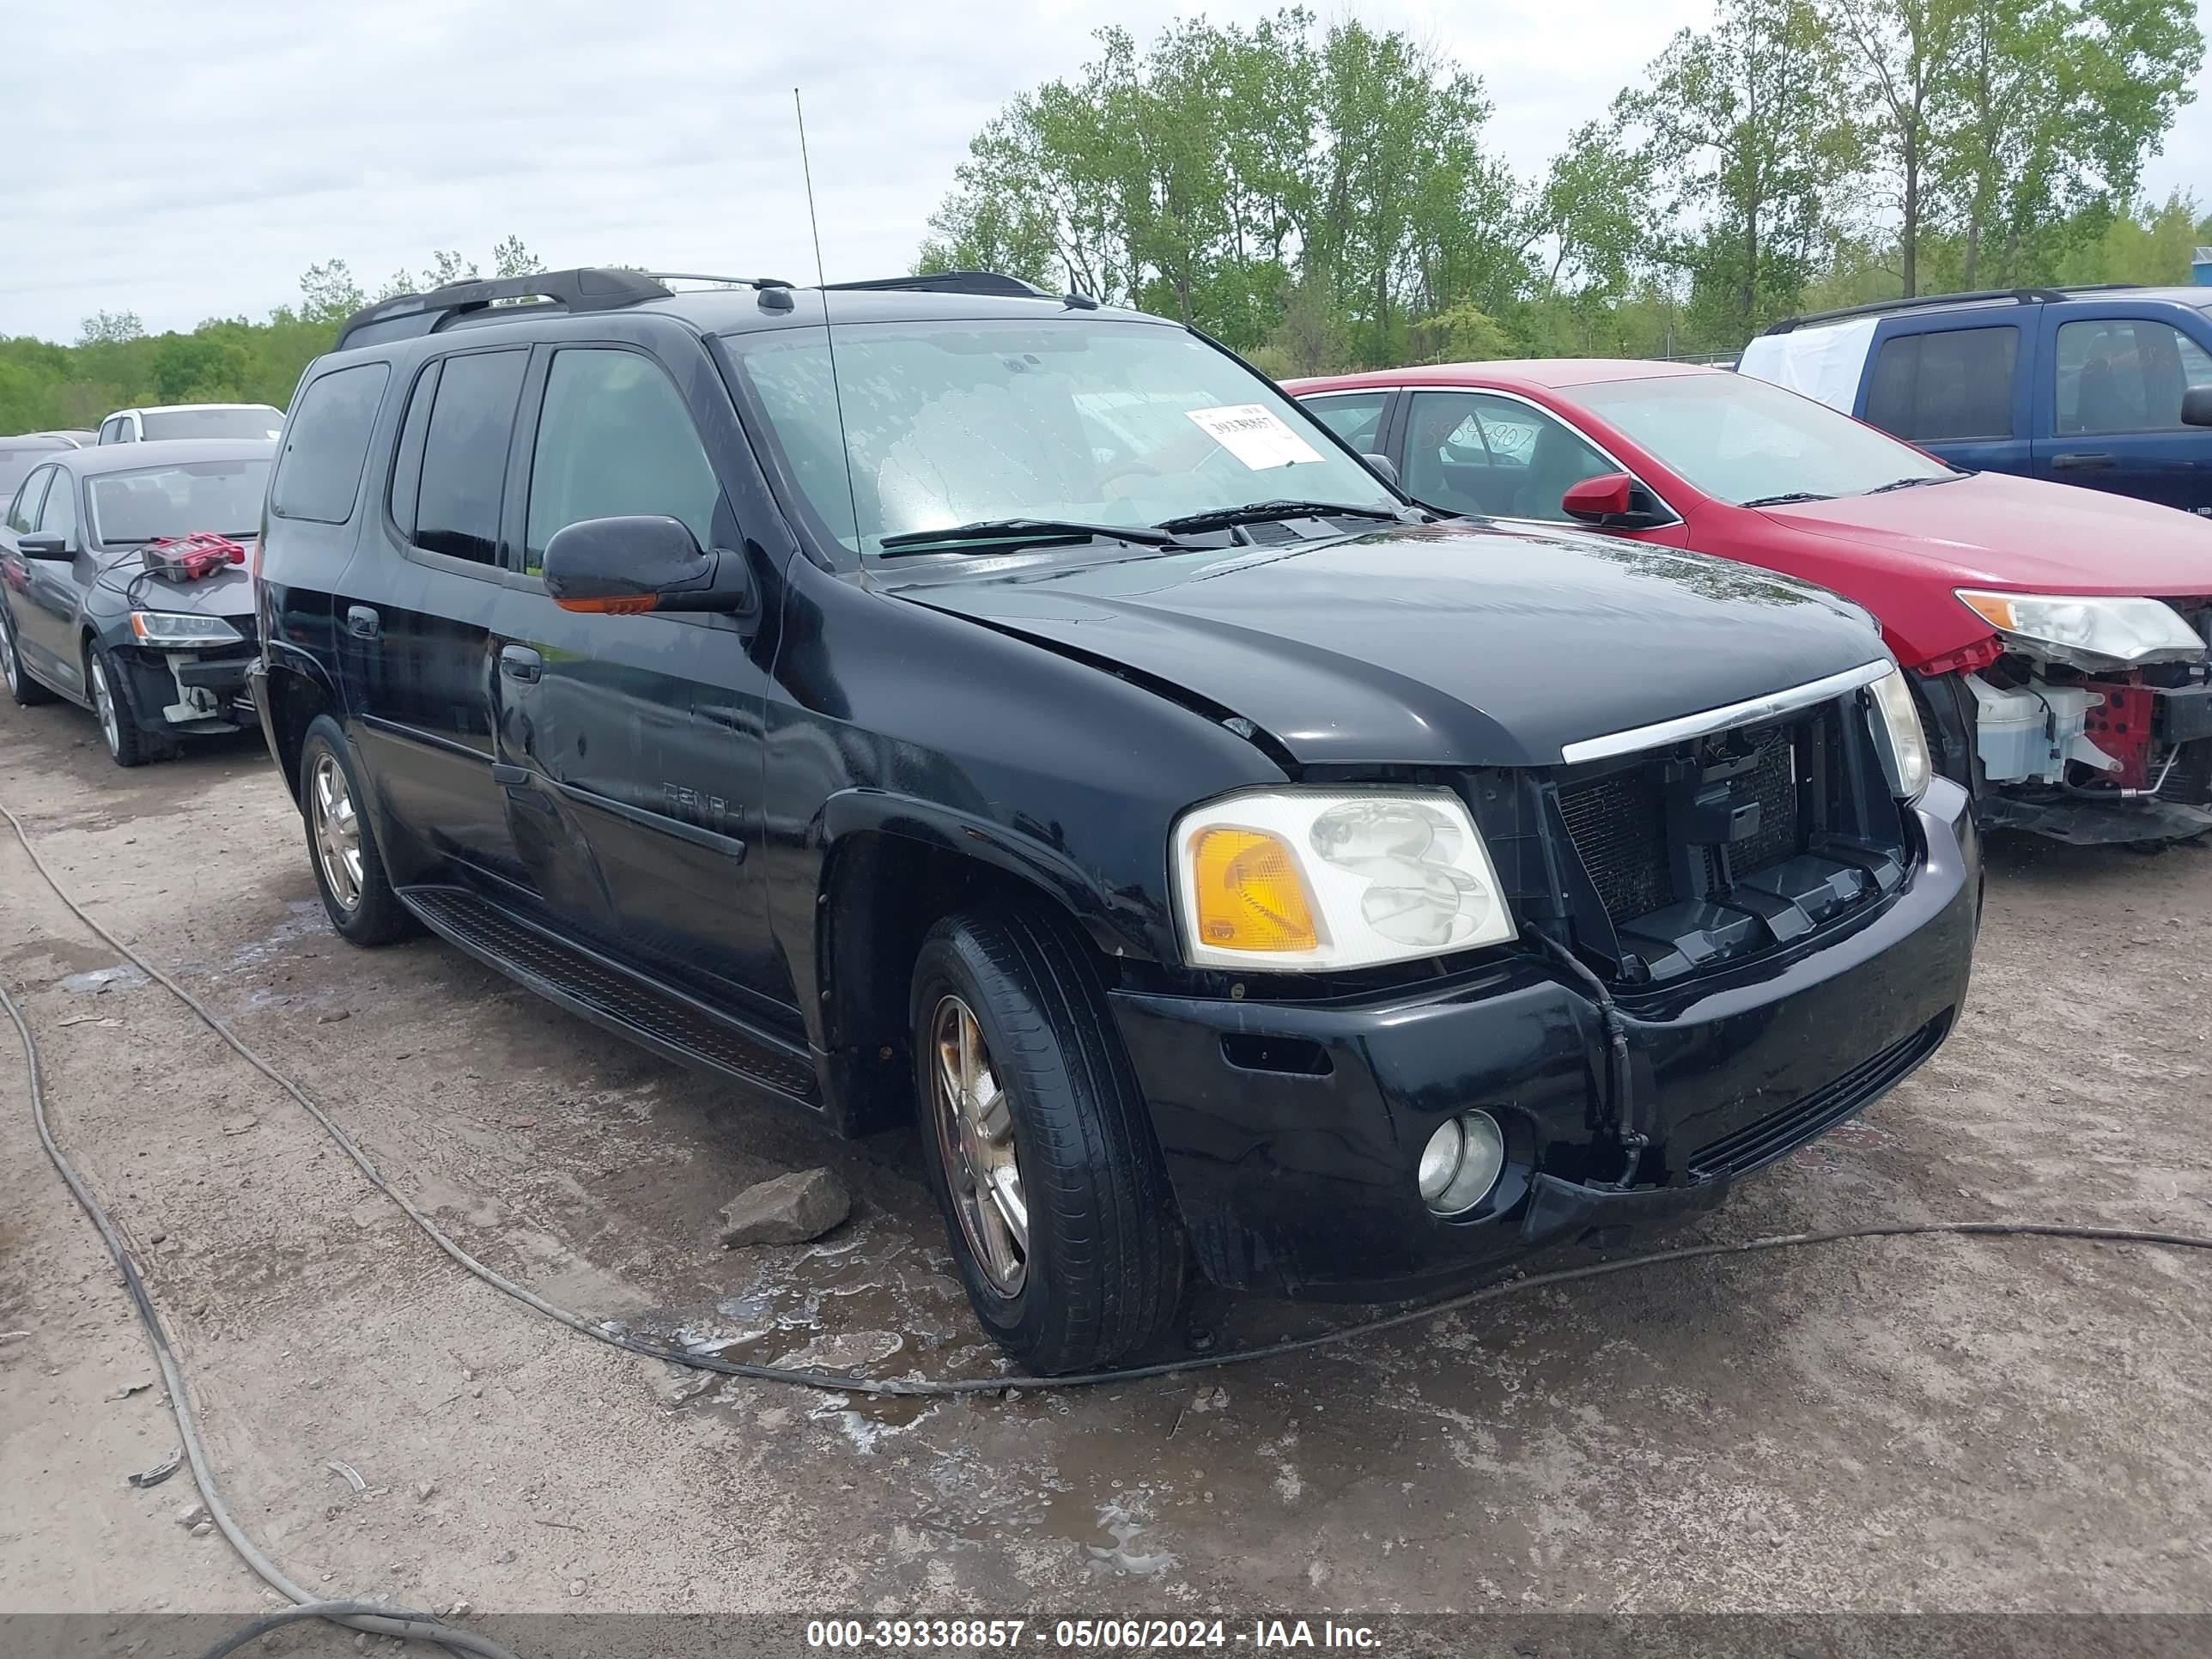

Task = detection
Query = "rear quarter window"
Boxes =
[1863,326,2019,441]
[271,363,392,525]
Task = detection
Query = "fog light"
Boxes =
[1418,1110,1506,1215]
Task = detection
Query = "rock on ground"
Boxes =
[716,1169,851,1248]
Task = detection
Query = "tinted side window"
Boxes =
[412,350,527,564]
[7,466,52,533]
[97,418,123,445]
[2056,319,2212,434]
[1864,326,2019,441]
[1303,392,1388,451]
[524,348,723,573]
[271,363,391,525]
[36,469,78,547]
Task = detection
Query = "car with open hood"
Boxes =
[1,437,270,765]
[1292,361,2212,845]
[248,268,1977,1372]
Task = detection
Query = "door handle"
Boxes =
[2051,453,2115,471]
[344,605,380,639]
[499,645,543,684]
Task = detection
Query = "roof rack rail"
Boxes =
[335,267,676,350]
[637,270,795,289]
[1763,286,2088,335]
[823,270,1055,300]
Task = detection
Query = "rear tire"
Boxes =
[910,904,1185,1375]
[298,714,419,945]
[1,608,56,706]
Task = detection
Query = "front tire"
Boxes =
[298,714,419,945]
[1,609,56,706]
[87,641,172,767]
[910,905,1184,1375]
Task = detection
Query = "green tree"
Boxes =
[1618,0,1856,338]
[77,311,145,347]
[491,235,543,278]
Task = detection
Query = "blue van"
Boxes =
[1739,287,2212,518]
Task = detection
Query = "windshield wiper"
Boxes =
[1863,475,1956,494]
[1153,500,1406,534]
[876,518,1194,556]
[1740,491,1832,507]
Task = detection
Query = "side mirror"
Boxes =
[1362,453,1400,485]
[1562,471,1668,530]
[542,515,756,617]
[2182,386,2212,428]
[16,532,72,560]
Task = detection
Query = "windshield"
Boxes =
[138,407,286,441]
[724,319,1396,557]
[1572,373,1954,505]
[87,459,272,546]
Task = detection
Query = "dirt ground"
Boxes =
[1,684,2209,1632]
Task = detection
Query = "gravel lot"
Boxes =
[1,688,2209,1630]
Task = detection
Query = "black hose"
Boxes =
[0,972,517,1659]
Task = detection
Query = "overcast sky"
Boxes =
[5,0,2207,344]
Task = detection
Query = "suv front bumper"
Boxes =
[1109,780,1978,1297]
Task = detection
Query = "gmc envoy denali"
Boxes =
[250,267,1978,1372]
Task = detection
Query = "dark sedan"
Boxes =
[1,438,271,765]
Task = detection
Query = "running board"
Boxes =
[395,885,823,1109]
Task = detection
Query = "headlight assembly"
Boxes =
[1955,590,2204,668]
[1867,665,1931,802]
[1171,788,1516,971]
[129,611,243,647]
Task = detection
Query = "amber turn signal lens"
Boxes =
[1188,827,1319,952]
[555,593,659,615]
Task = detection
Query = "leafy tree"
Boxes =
[1617,0,1856,337]
[78,311,145,347]
[492,235,544,279]
[298,259,365,325]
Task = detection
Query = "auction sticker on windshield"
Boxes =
[1187,404,1324,470]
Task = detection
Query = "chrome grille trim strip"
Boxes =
[1558,659,1892,766]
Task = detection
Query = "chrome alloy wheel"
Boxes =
[309,750,364,911]
[929,993,1029,1295]
[0,618,17,697]
[88,656,119,756]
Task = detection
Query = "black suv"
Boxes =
[252,267,1978,1372]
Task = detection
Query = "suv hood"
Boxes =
[891,521,1887,768]
[1759,471,2212,595]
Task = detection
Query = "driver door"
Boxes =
[491,338,787,1026]
[1395,390,1690,546]
[14,465,93,692]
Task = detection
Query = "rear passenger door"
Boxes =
[1857,319,2030,478]
[339,347,532,891]
[2033,306,2212,515]
[490,336,786,1023]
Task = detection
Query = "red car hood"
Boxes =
[1759,472,2212,597]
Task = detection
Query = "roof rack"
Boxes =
[636,270,795,290]
[1761,286,2140,334]
[335,267,681,350]
[824,270,1056,300]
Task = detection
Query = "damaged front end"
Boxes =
[1937,591,2212,845]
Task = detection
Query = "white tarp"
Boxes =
[1735,315,1881,413]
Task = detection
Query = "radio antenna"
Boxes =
[794,87,865,559]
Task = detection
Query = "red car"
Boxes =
[1290,362,2212,843]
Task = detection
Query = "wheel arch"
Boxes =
[811,793,1144,1137]
[260,653,342,804]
